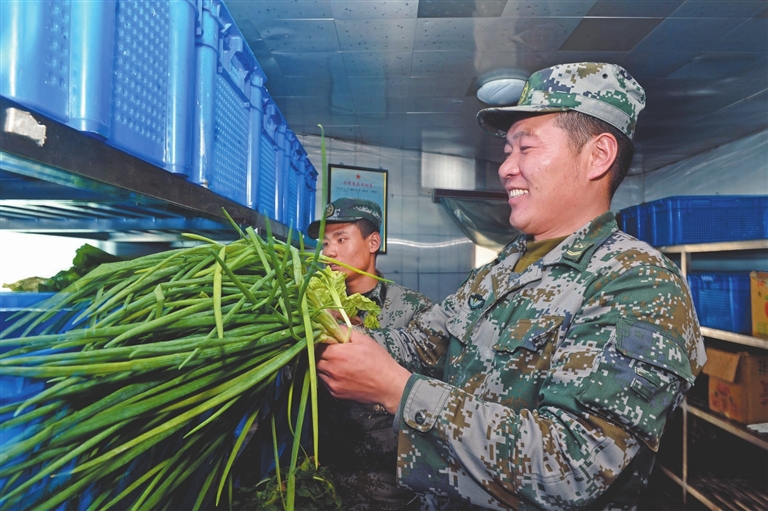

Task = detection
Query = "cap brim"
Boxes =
[307,217,367,239]
[476,105,569,137]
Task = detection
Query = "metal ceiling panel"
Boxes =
[342,51,414,76]
[355,96,410,115]
[335,18,417,51]
[585,0,684,18]
[255,19,340,52]
[407,97,471,114]
[411,50,478,77]
[415,18,499,52]
[330,0,417,19]
[473,50,558,76]
[348,76,410,98]
[272,51,346,78]
[417,0,508,19]
[635,17,746,53]
[670,1,767,19]
[493,17,583,51]
[667,53,765,80]
[227,0,334,21]
[620,50,700,81]
[561,18,663,51]
[710,16,768,52]
[298,95,357,116]
[222,0,767,176]
[501,1,598,18]
[409,75,473,97]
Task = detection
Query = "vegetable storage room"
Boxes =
[1,1,766,510]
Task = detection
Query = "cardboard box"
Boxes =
[751,271,768,339]
[702,347,768,425]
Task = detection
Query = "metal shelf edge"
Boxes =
[657,465,723,511]
[1,97,291,240]
[683,401,768,451]
[700,327,768,349]
[660,239,768,253]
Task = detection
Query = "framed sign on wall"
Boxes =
[327,164,388,253]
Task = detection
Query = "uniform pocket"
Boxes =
[494,315,564,354]
[445,305,478,344]
[577,318,693,451]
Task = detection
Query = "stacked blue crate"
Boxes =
[619,195,767,246]
[687,272,753,334]
[283,131,301,231]
[0,0,197,176]
[190,0,267,208]
[257,94,283,222]
[650,195,768,246]
[304,159,318,234]
[618,203,654,244]
[0,0,318,232]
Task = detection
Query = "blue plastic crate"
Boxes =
[300,157,319,234]
[618,203,655,244]
[190,0,267,208]
[284,161,301,231]
[650,195,768,246]
[282,130,311,231]
[0,0,197,175]
[0,292,80,411]
[2,0,315,220]
[687,272,752,334]
[255,95,286,221]
[1,293,72,503]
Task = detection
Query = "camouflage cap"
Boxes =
[307,197,382,239]
[476,62,646,139]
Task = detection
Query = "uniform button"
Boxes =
[414,410,426,424]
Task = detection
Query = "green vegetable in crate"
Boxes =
[0,215,378,511]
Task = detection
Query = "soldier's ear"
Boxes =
[585,132,617,181]
[368,231,381,254]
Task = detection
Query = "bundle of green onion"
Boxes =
[0,220,378,511]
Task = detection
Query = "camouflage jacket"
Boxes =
[319,278,434,511]
[369,212,706,511]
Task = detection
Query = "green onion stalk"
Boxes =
[0,130,380,510]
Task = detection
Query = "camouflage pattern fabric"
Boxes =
[368,212,706,511]
[477,62,646,140]
[319,278,437,510]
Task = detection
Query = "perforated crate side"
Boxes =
[652,195,768,246]
[687,272,752,333]
[284,160,301,231]
[0,0,197,175]
[257,98,281,221]
[303,161,319,233]
[208,72,250,205]
[1,0,85,126]
[110,0,197,175]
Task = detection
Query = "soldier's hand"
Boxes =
[316,328,410,414]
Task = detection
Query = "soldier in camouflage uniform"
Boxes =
[316,63,707,510]
[308,198,435,510]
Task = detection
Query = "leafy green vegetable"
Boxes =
[0,222,380,511]
[233,456,342,511]
[306,267,381,329]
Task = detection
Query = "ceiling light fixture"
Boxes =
[476,69,529,106]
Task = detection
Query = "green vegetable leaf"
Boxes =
[306,268,380,329]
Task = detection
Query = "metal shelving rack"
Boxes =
[0,97,292,244]
[657,239,768,511]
